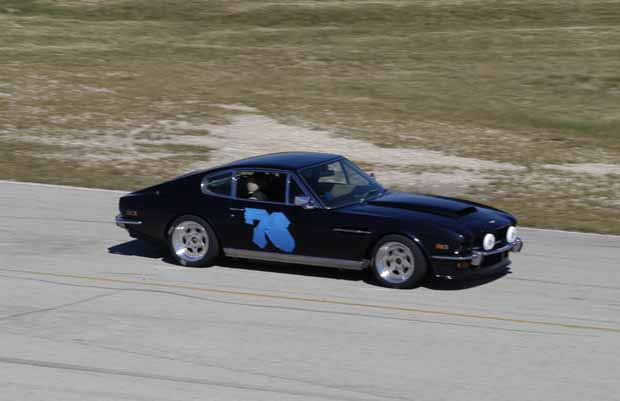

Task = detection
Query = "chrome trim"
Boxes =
[431,237,523,261]
[115,215,143,227]
[431,254,477,262]
[512,237,524,253]
[471,251,484,267]
[333,228,372,235]
[223,248,369,270]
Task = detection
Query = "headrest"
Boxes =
[247,182,259,193]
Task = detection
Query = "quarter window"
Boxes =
[202,172,232,196]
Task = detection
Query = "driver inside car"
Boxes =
[246,176,269,201]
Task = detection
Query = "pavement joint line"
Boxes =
[1,180,620,238]
[520,227,620,238]
[0,356,365,400]
[0,180,126,194]
[4,268,620,334]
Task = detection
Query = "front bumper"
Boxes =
[431,237,523,279]
[115,214,143,229]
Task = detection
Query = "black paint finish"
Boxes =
[117,152,518,277]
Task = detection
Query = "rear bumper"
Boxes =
[115,214,143,229]
[430,237,523,279]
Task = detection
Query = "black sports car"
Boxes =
[116,152,523,288]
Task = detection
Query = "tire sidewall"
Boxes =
[168,215,220,267]
[370,234,428,289]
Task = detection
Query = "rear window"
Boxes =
[202,172,232,196]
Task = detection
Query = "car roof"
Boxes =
[217,152,342,171]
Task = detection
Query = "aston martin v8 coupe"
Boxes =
[116,152,523,288]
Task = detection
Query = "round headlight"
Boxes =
[506,226,518,244]
[483,233,496,251]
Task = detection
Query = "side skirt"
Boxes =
[223,248,369,271]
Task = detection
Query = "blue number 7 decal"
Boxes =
[244,208,296,253]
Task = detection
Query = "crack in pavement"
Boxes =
[0,215,113,225]
[6,328,413,401]
[0,272,597,337]
[3,267,620,333]
[0,356,388,401]
[0,291,119,322]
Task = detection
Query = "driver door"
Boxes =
[219,170,321,256]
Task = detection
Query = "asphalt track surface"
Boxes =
[0,181,619,401]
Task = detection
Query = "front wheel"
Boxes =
[168,215,220,267]
[370,235,428,289]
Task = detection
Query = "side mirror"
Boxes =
[294,195,316,209]
[368,172,376,180]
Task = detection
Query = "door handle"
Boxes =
[229,207,245,212]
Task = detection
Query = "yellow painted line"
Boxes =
[8,269,620,334]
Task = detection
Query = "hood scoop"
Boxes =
[369,192,478,218]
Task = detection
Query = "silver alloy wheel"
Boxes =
[171,220,209,263]
[375,241,415,284]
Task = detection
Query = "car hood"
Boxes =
[361,191,516,240]
[368,192,481,218]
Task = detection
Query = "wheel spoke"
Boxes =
[171,220,210,263]
[375,241,415,284]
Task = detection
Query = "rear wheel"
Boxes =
[371,235,427,288]
[168,215,220,267]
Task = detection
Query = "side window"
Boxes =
[288,177,306,204]
[202,172,232,196]
[236,171,287,203]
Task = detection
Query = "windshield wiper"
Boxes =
[360,188,382,204]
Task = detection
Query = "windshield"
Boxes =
[299,158,384,208]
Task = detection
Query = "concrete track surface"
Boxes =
[0,181,619,401]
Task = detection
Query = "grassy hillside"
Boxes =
[1,0,619,232]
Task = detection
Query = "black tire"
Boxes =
[167,215,220,267]
[370,234,428,289]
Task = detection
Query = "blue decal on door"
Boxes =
[244,208,295,253]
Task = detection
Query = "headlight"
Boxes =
[506,226,518,244]
[483,233,496,251]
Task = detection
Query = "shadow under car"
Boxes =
[107,239,509,290]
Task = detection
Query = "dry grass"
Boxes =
[1,0,620,232]
[471,170,620,234]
